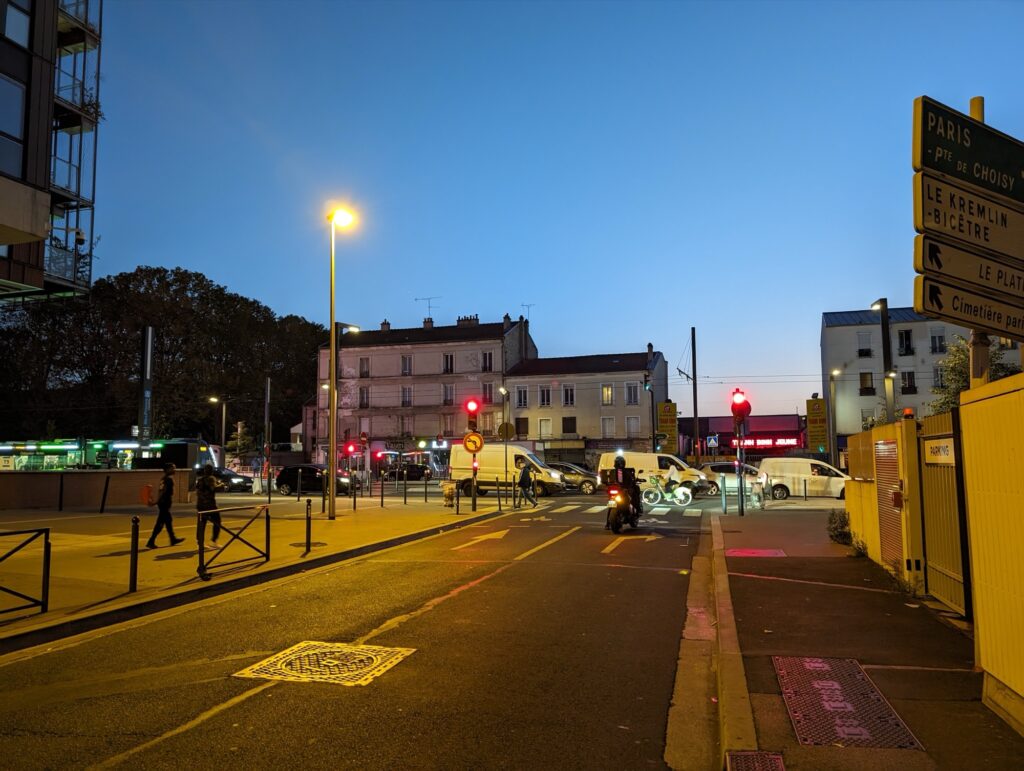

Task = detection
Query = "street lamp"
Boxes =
[207,396,227,460]
[499,386,509,501]
[870,298,896,423]
[828,369,841,468]
[328,206,358,522]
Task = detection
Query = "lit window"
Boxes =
[601,384,614,406]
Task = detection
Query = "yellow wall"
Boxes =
[960,372,1024,734]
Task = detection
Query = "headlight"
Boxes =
[231,477,244,484]
[550,471,561,480]
[698,473,707,480]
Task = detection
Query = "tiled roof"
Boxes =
[822,308,929,327]
[508,353,654,376]
[322,320,519,348]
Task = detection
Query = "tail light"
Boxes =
[608,487,620,496]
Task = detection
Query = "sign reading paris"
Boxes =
[913,96,1024,206]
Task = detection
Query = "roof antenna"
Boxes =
[415,296,441,317]
[521,303,535,321]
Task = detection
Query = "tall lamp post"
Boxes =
[498,386,509,499]
[870,298,896,423]
[828,369,841,468]
[207,396,227,461]
[328,206,358,522]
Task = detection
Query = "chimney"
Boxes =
[503,313,512,332]
[423,317,433,329]
[456,314,479,327]
[647,342,654,355]
[380,319,391,331]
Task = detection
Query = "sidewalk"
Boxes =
[0,492,509,654]
[710,508,1024,770]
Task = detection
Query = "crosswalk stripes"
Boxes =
[586,505,607,514]
[550,505,577,513]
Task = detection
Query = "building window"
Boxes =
[625,382,639,405]
[401,386,413,408]
[482,382,494,404]
[481,351,493,372]
[539,386,551,407]
[515,385,528,408]
[539,418,552,439]
[515,417,528,437]
[399,416,411,436]
[897,329,914,356]
[900,371,917,394]
[562,384,575,407]
[601,417,615,438]
[857,331,872,358]
[930,327,946,354]
[443,413,455,437]
[859,372,875,396]
[626,416,640,438]
[443,383,454,406]
[601,384,614,406]
[562,416,577,435]
[443,353,454,374]
[861,408,876,429]
[359,357,370,378]
[358,386,370,409]
[481,412,495,434]
[0,74,26,177]
[934,366,946,389]
[3,2,30,48]
[401,355,413,376]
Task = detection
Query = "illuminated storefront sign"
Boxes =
[730,435,802,449]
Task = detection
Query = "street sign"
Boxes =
[656,401,678,451]
[497,422,515,440]
[806,398,828,455]
[914,275,1024,342]
[359,431,368,446]
[913,96,1024,207]
[463,432,485,453]
[914,235,1024,301]
[707,435,719,449]
[914,172,1024,264]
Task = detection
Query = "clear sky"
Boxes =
[97,0,1024,417]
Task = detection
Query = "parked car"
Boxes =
[697,462,767,496]
[275,464,359,495]
[382,463,433,481]
[211,466,254,493]
[758,457,849,500]
[546,461,600,494]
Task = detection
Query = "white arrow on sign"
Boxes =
[601,534,664,555]
[451,529,510,551]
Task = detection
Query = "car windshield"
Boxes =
[525,452,550,469]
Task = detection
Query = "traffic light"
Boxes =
[345,442,357,455]
[644,372,651,391]
[731,388,751,428]
[464,398,480,432]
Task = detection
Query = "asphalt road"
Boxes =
[0,495,704,769]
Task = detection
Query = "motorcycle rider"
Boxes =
[607,455,643,528]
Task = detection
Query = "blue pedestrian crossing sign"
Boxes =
[707,434,719,449]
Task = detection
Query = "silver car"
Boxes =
[546,462,600,495]
[697,462,767,495]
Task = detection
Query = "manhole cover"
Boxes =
[726,548,787,557]
[235,641,415,686]
[726,751,785,771]
[773,657,923,749]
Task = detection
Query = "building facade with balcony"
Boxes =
[503,346,668,469]
[1,0,102,302]
[820,308,973,442]
[315,314,537,462]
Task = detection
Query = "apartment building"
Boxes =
[1,0,102,302]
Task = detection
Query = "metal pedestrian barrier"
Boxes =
[0,528,51,615]
[197,504,271,582]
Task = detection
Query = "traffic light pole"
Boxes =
[471,452,477,512]
[737,421,745,517]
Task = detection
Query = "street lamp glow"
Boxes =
[498,386,508,396]
[330,207,357,229]
[831,369,841,377]
[208,396,219,404]
[870,301,883,311]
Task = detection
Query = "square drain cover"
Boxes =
[235,641,415,686]
[726,751,785,770]
[773,656,923,750]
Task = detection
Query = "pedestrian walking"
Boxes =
[146,462,184,549]
[517,458,537,508]
[196,463,226,549]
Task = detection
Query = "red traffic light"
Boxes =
[375,451,384,459]
[345,443,357,454]
[730,388,751,420]
[464,398,480,414]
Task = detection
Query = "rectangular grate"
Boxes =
[726,548,787,557]
[773,656,923,750]
[235,641,415,686]
[726,751,786,770]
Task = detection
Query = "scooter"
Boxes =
[606,482,641,534]
[641,476,693,507]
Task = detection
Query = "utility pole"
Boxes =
[691,327,699,465]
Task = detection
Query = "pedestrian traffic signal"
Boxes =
[465,398,480,432]
[731,389,751,427]
[345,442,357,455]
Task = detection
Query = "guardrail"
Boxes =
[0,528,51,615]
[197,505,270,582]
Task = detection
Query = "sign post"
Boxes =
[806,398,828,456]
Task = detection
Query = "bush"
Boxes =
[827,508,852,545]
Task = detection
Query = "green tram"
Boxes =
[0,438,218,472]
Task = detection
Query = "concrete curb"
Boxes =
[0,509,504,655]
[711,514,758,766]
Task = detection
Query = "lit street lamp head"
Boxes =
[208,396,219,404]
[330,207,357,229]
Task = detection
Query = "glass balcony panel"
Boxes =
[51,157,80,195]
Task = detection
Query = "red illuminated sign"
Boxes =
[730,436,801,449]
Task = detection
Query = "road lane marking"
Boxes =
[550,505,575,513]
[513,526,581,561]
[450,529,510,550]
[586,505,607,513]
[601,534,664,555]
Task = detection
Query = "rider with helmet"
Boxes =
[608,455,643,527]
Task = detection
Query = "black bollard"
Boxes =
[129,515,140,593]
[424,475,428,503]
[497,478,501,511]
[455,483,460,515]
[380,475,384,508]
[403,468,408,504]
[305,498,312,553]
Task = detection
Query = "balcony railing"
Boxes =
[898,346,915,356]
[859,386,876,396]
[44,242,91,287]
[51,157,80,196]
[857,348,873,358]
[901,386,918,395]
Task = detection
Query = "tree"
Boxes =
[930,335,1022,414]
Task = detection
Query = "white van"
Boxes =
[597,451,709,493]
[449,442,565,496]
[758,457,850,500]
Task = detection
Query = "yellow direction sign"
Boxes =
[914,275,1024,342]
[914,172,1024,264]
[806,398,828,454]
[656,401,678,451]
[463,432,485,453]
[914,235,1024,301]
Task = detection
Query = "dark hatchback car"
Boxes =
[382,463,433,481]
[211,466,254,493]
[275,464,359,495]
[546,461,600,494]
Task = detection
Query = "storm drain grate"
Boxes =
[725,751,786,770]
[726,548,787,557]
[234,641,415,686]
[773,656,923,750]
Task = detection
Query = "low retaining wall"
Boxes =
[0,470,191,511]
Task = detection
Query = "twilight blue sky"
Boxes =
[97,0,1024,416]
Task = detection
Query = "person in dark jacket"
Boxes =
[517,458,537,508]
[196,464,226,549]
[146,463,184,548]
